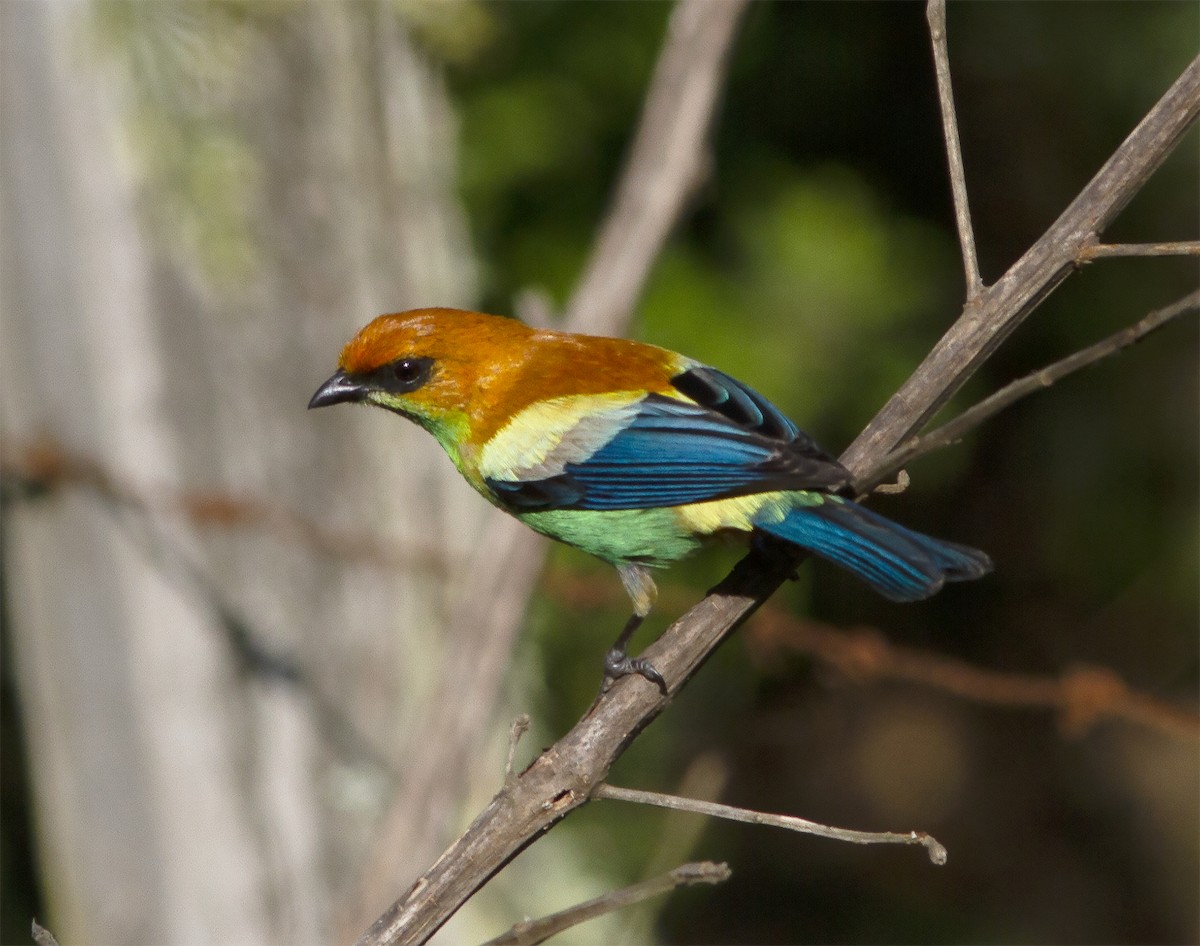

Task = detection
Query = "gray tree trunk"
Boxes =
[0,2,515,941]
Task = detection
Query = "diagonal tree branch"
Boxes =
[356,39,1200,946]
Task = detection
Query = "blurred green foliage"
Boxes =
[89,2,265,285]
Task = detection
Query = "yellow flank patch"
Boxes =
[673,492,791,536]
[478,391,644,481]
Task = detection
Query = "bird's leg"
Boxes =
[604,615,667,695]
[604,564,667,695]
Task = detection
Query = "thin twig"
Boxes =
[927,0,983,299]
[594,784,948,866]
[856,289,1200,493]
[480,861,730,946]
[1078,240,1200,261]
[0,437,449,575]
[871,469,910,495]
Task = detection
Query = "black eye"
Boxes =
[383,356,433,393]
[392,359,421,383]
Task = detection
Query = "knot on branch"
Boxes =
[1058,664,1130,737]
[828,627,893,682]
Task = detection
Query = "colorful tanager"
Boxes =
[310,308,991,691]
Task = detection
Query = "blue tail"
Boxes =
[756,498,992,602]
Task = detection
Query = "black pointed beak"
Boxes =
[308,369,367,409]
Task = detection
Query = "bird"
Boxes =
[309,307,991,693]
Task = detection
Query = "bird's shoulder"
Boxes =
[468,331,681,442]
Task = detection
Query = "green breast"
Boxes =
[514,506,703,567]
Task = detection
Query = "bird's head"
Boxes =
[309,307,533,444]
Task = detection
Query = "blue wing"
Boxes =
[486,366,850,512]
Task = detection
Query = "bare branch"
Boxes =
[856,289,1200,493]
[563,0,750,336]
[594,784,948,866]
[745,610,1200,741]
[1078,240,1200,261]
[480,861,730,946]
[543,567,1200,741]
[927,0,984,299]
[348,56,1200,945]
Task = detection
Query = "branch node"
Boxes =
[872,469,910,495]
[505,714,532,784]
[914,831,949,865]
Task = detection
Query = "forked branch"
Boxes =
[841,51,1200,470]
[856,290,1200,493]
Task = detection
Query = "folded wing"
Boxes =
[485,366,851,511]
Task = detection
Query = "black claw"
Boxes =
[603,648,668,695]
[633,659,668,695]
